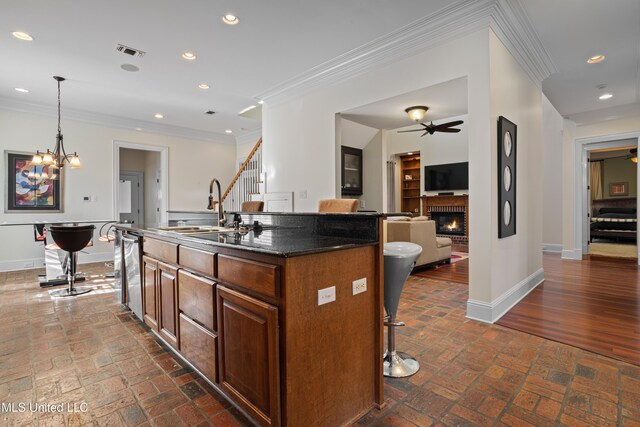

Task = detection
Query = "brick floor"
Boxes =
[1,264,639,426]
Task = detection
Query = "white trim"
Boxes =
[561,249,583,260]
[256,0,556,105]
[0,96,238,145]
[572,132,640,264]
[0,252,114,273]
[113,141,169,226]
[466,268,544,323]
[542,243,562,253]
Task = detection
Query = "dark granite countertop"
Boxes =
[116,212,381,257]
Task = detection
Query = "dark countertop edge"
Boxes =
[115,224,378,257]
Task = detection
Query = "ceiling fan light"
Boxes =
[405,106,428,122]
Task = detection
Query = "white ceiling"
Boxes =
[1,1,638,140]
[521,0,640,124]
[341,77,467,130]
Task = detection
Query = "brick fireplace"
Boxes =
[422,195,469,244]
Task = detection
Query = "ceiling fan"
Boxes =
[398,106,464,137]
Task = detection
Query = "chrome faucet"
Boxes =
[207,178,226,227]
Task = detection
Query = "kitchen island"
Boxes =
[116,212,384,427]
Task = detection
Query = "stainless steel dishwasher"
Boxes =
[122,233,143,320]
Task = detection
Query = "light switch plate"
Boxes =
[352,278,367,295]
[318,286,336,305]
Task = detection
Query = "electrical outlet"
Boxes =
[299,190,307,199]
[318,286,336,306]
[361,200,366,208]
[352,278,367,295]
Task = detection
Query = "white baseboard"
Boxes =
[561,249,582,260]
[542,243,562,253]
[466,268,544,324]
[0,252,114,273]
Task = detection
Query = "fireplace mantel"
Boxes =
[421,195,469,244]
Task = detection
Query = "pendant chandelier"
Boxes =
[32,76,81,172]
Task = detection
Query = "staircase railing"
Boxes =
[221,137,263,212]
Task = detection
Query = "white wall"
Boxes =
[0,109,236,271]
[542,95,564,248]
[361,131,383,211]
[561,114,640,255]
[263,30,500,308]
[486,30,543,303]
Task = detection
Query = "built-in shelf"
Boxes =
[400,153,421,214]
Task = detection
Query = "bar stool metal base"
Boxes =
[383,351,420,378]
[50,287,92,297]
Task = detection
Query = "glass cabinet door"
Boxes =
[341,146,362,196]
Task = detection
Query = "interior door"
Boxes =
[120,171,143,225]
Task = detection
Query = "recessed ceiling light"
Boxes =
[257,100,264,105]
[225,129,233,134]
[599,93,613,100]
[587,55,605,64]
[222,14,239,25]
[135,127,143,131]
[181,52,197,61]
[407,152,413,155]
[198,83,210,89]
[154,113,164,119]
[120,63,140,72]
[12,31,33,41]
[238,105,256,114]
[14,87,29,93]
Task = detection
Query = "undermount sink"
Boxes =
[156,225,233,234]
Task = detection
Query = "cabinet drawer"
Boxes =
[179,313,217,383]
[218,255,279,298]
[178,270,216,331]
[179,246,216,278]
[143,238,178,264]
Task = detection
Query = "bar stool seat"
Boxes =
[383,241,422,377]
[49,225,95,297]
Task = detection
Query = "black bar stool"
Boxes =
[49,225,95,297]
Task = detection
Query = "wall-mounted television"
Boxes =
[424,162,469,191]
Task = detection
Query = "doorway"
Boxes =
[119,171,144,225]
[588,146,638,258]
[573,134,639,263]
[113,141,168,228]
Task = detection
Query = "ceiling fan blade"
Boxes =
[434,120,464,129]
[421,131,429,137]
[397,129,427,133]
[435,128,461,133]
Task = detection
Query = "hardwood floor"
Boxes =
[412,258,469,284]
[498,253,640,366]
[415,250,640,366]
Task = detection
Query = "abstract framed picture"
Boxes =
[5,151,62,212]
[497,116,516,238]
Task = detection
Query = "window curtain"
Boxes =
[590,161,603,203]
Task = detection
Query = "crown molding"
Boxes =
[256,0,557,105]
[0,97,237,145]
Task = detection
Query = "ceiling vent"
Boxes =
[116,44,146,58]
[205,110,216,115]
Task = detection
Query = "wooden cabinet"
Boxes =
[178,270,216,331]
[401,154,421,214]
[341,145,363,196]
[142,256,159,331]
[179,313,217,383]
[158,261,179,348]
[217,285,280,427]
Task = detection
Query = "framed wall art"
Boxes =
[5,151,62,212]
[497,116,516,238]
